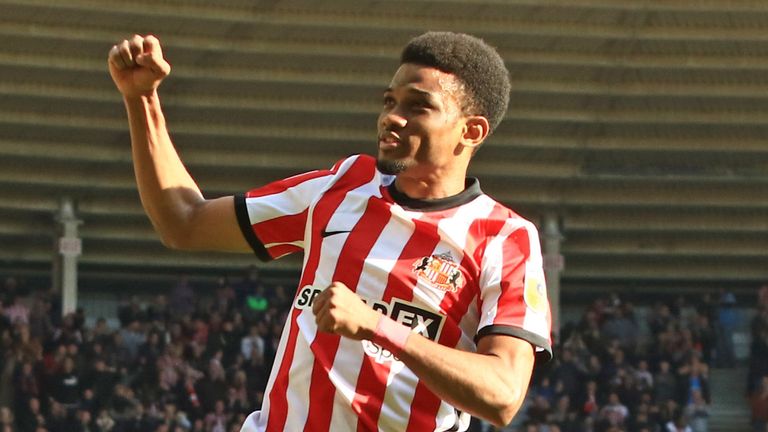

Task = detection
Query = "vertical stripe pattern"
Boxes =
[236,155,552,432]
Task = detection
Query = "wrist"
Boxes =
[371,315,411,357]
[122,89,159,104]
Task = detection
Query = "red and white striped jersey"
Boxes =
[235,154,552,432]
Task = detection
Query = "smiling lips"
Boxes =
[378,132,401,150]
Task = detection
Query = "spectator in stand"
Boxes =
[240,324,265,367]
[678,353,710,405]
[169,275,195,318]
[553,348,585,403]
[0,407,13,431]
[580,380,600,421]
[634,359,654,393]
[16,397,46,432]
[82,358,118,413]
[598,392,629,429]
[87,317,112,349]
[684,389,709,432]
[118,320,147,365]
[648,303,674,337]
[135,330,163,398]
[665,411,693,432]
[213,277,236,315]
[716,290,738,368]
[72,408,94,432]
[196,358,228,413]
[109,383,141,429]
[27,296,53,342]
[526,395,552,425]
[14,323,42,365]
[601,303,640,354]
[13,360,40,414]
[47,400,69,432]
[234,266,262,307]
[94,408,116,431]
[204,400,229,432]
[654,360,678,405]
[749,304,768,395]
[51,356,81,408]
[689,311,716,365]
[752,376,768,432]
[52,312,83,347]
[757,285,768,308]
[4,294,29,326]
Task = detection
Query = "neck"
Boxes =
[393,165,468,199]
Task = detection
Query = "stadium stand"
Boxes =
[0,1,767,431]
[0,0,766,295]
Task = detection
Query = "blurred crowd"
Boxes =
[522,287,768,432]
[0,268,289,432]
[0,272,766,432]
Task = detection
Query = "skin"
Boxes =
[108,34,536,427]
[376,63,486,199]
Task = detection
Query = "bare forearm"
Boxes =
[395,334,533,427]
[124,92,204,247]
[110,35,250,253]
[314,284,536,427]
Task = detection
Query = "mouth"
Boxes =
[378,132,401,150]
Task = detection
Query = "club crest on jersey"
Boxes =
[412,252,464,292]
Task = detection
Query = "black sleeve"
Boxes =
[476,324,553,364]
[234,193,272,262]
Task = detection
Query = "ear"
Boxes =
[460,115,490,150]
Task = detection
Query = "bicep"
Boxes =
[477,334,536,391]
[182,196,252,253]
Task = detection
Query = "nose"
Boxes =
[379,110,407,131]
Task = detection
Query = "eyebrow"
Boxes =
[384,87,434,99]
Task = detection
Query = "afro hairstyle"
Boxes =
[400,31,511,134]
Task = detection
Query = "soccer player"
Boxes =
[108,31,552,432]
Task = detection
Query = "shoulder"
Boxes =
[325,153,390,191]
[475,195,540,242]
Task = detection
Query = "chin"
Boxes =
[376,158,408,175]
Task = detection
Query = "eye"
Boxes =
[382,95,396,107]
[409,100,432,113]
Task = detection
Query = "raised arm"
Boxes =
[108,35,250,252]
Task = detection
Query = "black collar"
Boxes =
[387,178,482,212]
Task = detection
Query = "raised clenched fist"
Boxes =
[108,34,171,98]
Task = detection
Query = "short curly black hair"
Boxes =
[400,31,511,134]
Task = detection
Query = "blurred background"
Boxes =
[0,1,766,431]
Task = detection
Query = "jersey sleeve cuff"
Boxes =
[234,193,272,262]
[476,325,553,364]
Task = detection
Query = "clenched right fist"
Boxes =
[108,34,171,98]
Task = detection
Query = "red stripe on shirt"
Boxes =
[354,215,442,431]
[264,307,301,432]
[403,209,469,432]
[494,226,531,327]
[266,156,370,431]
[245,169,334,199]
[472,203,513,317]
[304,196,391,432]
[253,209,308,258]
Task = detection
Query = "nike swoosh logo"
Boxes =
[321,229,351,238]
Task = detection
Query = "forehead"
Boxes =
[388,63,461,97]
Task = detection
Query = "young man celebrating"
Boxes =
[108,31,552,432]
